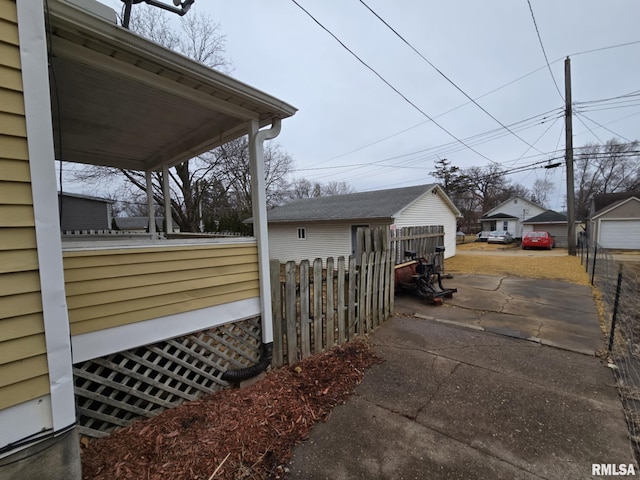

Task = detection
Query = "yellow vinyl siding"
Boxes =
[0,0,50,410]
[0,313,44,343]
[0,248,39,273]
[0,227,36,250]
[0,354,48,388]
[0,334,46,366]
[0,40,20,69]
[0,375,50,411]
[0,158,31,182]
[0,134,28,158]
[0,18,18,46]
[0,111,26,136]
[64,243,261,335]
[0,179,32,203]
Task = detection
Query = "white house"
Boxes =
[479,196,546,238]
[265,184,462,262]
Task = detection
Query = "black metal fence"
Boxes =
[581,240,640,458]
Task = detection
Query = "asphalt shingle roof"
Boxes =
[266,184,439,223]
[592,190,640,215]
[480,212,518,220]
[523,210,567,223]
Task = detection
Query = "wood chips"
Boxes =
[81,340,381,480]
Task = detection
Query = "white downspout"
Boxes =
[162,164,173,234]
[248,118,281,344]
[145,170,157,239]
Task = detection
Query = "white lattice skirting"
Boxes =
[73,317,261,438]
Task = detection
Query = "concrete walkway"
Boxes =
[288,276,635,479]
[396,274,604,355]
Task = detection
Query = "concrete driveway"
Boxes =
[395,274,604,355]
[288,275,635,479]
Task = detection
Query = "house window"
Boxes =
[514,199,518,204]
[503,221,508,231]
[297,227,306,240]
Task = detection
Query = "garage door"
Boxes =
[599,220,640,249]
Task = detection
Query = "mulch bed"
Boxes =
[81,340,382,480]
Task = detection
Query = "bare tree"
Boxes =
[287,179,355,200]
[126,4,230,71]
[573,139,639,219]
[322,181,355,196]
[531,178,555,207]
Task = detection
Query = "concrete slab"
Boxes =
[289,312,634,479]
[289,274,633,478]
[288,397,543,480]
[396,274,604,355]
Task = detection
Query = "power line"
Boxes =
[526,0,564,101]
[295,109,562,177]
[313,60,565,168]
[357,0,546,155]
[289,0,498,164]
[570,39,640,58]
[575,111,633,143]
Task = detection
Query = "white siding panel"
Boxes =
[393,192,457,258]
[269,223,352,264]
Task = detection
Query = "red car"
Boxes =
[522,231,555,250]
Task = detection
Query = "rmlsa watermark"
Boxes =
[592,464,637,476]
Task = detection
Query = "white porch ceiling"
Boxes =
[47,0,296,172]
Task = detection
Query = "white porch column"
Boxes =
[145,170,156,238]
[248,118,282,344]
[162,164,173,234]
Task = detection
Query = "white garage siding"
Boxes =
[599,219,640,250]
[268,221,388,265]
[393,191,457,258]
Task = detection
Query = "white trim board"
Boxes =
[0,396,53,459]
[71,298,261,363]
[17,0,76,432]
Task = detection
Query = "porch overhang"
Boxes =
[47,0,297,171]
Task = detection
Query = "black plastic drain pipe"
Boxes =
[221,342,273,382]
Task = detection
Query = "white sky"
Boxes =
[95,0,640,210]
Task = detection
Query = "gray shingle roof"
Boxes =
[592,191,640,215]
[480,212,518,220]
[523,210,567,223]
[114,217,165,230]
[265,184,440,223]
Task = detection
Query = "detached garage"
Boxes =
[591,197,640,250]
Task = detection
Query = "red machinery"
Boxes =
[394,247,457,305]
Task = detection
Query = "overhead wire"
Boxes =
[289,0,498,165]
[575,112,634,143]
[294,109,563,178]
[525,0,564,101]
[357,0,546,155]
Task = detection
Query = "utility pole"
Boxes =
[565,57,576,256]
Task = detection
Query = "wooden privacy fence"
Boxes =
[390,225,445,264]
[270,251,393,367]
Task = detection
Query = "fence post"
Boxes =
[299,260,311,359]
[285,261,298,364]
[326,257,335,350]
[591,244,598,285]
[608,263,624,352]
[313,258,323,353]
[348,256,356,340]
[270,259,283,367]
[337,256,346,345]
[585,241,590,273]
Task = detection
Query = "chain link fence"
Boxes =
[581,240,640,461]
